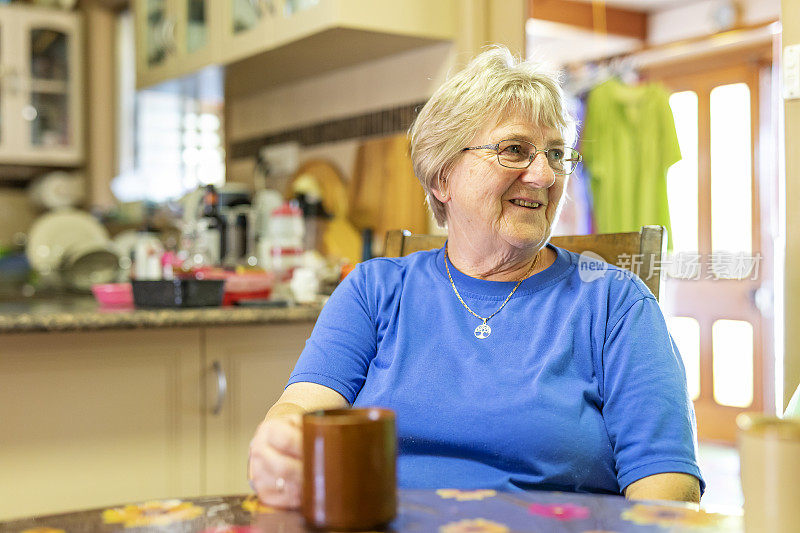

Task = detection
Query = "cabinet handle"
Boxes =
[211,360,228,416]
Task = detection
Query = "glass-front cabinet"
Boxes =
[218,0,279,64]
[0,6,82,165]
[135,0,219,88]
[136,0,458,89]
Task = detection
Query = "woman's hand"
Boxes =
[248,414,303,509]
[247,383,350,508]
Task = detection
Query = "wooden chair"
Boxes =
[383,226,667,300]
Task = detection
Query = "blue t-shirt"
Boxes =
[288,245,704,495]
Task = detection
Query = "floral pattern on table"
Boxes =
[199,526,260,533]
[241,495,276,515]
[528,502,591,521]
[436,489,498,501]
[621,503,729,528]
[0,491,744,533]
[438,517,510,532]
[101,499,204,528]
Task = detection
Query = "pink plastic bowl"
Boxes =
[223,272,275,294]
[92,283,134,308]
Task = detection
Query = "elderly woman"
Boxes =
[248,46,704,508]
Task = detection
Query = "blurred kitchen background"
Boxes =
[1,0,799,520]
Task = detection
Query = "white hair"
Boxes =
[409,46,576,226]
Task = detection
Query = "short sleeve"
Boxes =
[657,84,682,171]
[286,264,378,403]
[601,296,705,494]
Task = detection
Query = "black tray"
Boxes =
[132,279,224,308]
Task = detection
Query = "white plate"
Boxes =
[29,171,85,209]
[26,208,110,273]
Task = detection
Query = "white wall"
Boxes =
[227,43,456,144]
[648,0,780,45]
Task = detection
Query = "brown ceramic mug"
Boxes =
[302,407,397,531]
[737,413,800,533]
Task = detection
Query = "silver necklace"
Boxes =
[444,246,536,339]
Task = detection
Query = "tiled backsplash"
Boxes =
[230,100,426,159]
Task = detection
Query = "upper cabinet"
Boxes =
[135,0,221,88]
[136,0,457,89]
[0,6,83,166]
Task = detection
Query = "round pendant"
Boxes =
[474,322,491,339]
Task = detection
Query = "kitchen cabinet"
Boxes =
[218,0,280,66]
[137,0,457,89]
[0,321,313,521]
[203,322,315,495]
[0,5,83,166]
[0,329,203,520]
[134,0,220,89]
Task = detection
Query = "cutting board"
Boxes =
[349,134,429,246]
[288,160,362,264]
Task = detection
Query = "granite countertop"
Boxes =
[0,297,325,333]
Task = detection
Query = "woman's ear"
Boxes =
[431,173,450,203]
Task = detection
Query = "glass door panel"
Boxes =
[28,27,71,148]
[710,83,752,261]
[185,0,208,54]
[712,319,754,408]
[30,29,68,82]
[284,0,319,16]
[29,92,69,147]
[146,0,171,68]
[233,0,269,34]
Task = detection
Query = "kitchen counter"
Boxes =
[0,297,324,333]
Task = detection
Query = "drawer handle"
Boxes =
[211,360,228,416]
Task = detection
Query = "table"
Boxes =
[0,490,743,532]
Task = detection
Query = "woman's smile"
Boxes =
[507,198,546,210]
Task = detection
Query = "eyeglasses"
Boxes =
[462,139,582,175]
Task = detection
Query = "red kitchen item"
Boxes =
[222,272,275,306]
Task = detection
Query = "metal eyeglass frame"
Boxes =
[461,139,582,175]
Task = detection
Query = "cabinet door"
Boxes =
[135,0,178,87]
[0,7,82,165]
[0,14,18,159]
[173,0,220,74]
[19,12,83,164]
[203,322,314,495]
[0,329,203,521]
[219,0,278,64]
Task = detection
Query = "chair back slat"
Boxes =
[383,226,666,300]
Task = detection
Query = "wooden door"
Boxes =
[646,50,775,443]
[203,322,314,496]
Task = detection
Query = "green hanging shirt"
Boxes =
[581,79,680,248]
